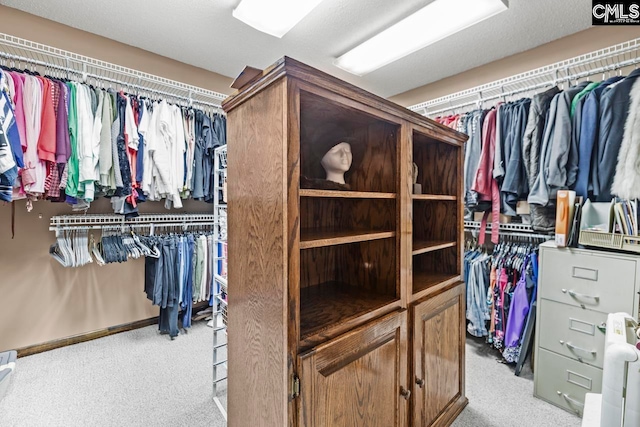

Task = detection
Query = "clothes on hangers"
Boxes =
[142,231,217,339]
[0,67,226,212]
[464,239,539,364]
[438,70,640,233]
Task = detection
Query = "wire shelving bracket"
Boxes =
[0,32,227,110]
[410,37,640,116]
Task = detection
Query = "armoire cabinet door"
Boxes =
[298,310,409,427]
[412,283,466,427]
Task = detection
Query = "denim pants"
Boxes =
[158,240,179,338]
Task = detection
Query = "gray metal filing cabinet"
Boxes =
[534,241,640,417]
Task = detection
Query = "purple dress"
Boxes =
[503,256,531,363]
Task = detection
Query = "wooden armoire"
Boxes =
[223,57,468,427]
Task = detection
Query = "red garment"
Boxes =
[36,77,57,163]
[472,107,500,244]
[435,114,460,129]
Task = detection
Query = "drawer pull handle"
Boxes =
[415,377,425,388]
[400,387,411,400]
[561,341,597,362]
[562,289,600,304]
[557,391,584,414]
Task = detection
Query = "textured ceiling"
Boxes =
[0,0,592,98]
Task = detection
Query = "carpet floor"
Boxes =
[0,325,581,426]
[452,336,581,427]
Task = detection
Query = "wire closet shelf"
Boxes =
[0,32,227,111]
[49,213,218,232]
[464,221,554,241]
[410,37,640,117]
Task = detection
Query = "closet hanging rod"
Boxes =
[464,220,544,233]
[426,54,640,116]
[50,222,216,232]
[465,229,554,241]
[410,36,640,115]
[50,213,216,228]
[0,32,227,108]
[0,50,223,110]
[0,51,80,75]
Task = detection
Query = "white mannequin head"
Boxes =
[320,142,353,184]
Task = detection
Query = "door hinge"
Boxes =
[291,374,300,399]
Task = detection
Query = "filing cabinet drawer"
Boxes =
[535,348,602,417]
[539,300,607,368]
[540,248,636,313]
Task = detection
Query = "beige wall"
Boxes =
[0,5,234,95]
[390,26,640,108]
[0,6,230,352]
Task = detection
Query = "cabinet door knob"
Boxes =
[415,377,425,388]
[400,387,411,400]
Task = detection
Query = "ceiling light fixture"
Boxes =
[233,0,325,38]
[335,0,509,76]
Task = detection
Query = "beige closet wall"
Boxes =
[0,5,233,352]
[390,26,640,108]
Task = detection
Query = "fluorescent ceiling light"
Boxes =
[233,0,325,38]
[335,0,508,76]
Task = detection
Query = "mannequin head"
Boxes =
[320,142,353,184]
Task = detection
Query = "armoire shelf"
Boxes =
[412,271,460,293]
[412,240,457,256]
[224,57,467,427]
[299,282,396,340]
[412,194,457,201]
[300,229,395,249]
[300,189,396,199]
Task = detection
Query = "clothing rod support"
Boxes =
[412,36,640,115]
[427,55,640,116]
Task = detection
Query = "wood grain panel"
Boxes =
[397,121,412,314]
[300,239,397,294]
[300,229,395,249]
[223,57,468,147]
[412,284,466,427]
[300,198,396,235]
[299,91,398,193]
[299,282,397,339]
[298,310,408,427]
[413,131,459,196]
[413,246,459,294]
[227,80,288,427]
[286,78,301,425]
[412,194,457,201]
[300,189,395,199]
[412,240,457,256]
[413,201,458,242]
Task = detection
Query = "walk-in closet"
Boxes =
[1,1,639,427]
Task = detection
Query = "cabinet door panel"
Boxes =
[298,310,409,427]
[413,283,466,427]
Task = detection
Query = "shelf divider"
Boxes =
[413,271,460,294]
[300,281,396,340]
[301,189,396,199]
[300,229,395,250]
[412,194,457,201]
[412,240,457,256]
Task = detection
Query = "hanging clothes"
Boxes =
[596,69,640,201]
[612,78,640,199]
[0,66,226,211]
[464,239,539,363]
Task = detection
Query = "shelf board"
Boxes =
[300,281,396,340]
[412,240,457,256]
[413,271,460,294]
[300,189,396,199]
[412,194,457,201]
[300,229,395,249]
